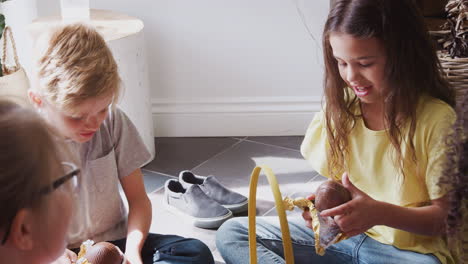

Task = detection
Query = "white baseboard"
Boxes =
[151,96,323,137]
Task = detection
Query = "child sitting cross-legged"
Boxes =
[29,24,214,264]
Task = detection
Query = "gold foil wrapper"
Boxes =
[283,197,347,255]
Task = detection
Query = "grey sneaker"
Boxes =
[163,179,233,229]
[179,170,248,214]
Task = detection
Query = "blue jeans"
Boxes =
[216,216,441,264]
[73,233,214,264]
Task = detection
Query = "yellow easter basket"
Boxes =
[248,166,295,264]
[248,166,347,264]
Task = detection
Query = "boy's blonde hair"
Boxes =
[35,23,121,111]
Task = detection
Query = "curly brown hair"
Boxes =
[439,90,468,262]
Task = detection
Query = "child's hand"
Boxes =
[319,172,382,237]
[302,194,315,229]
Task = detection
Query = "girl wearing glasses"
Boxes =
[0,99,79,264]
[29,24,213,264]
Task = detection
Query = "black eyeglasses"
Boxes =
[39,162,80,195]
[1,162,80,245]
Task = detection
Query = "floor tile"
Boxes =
[142,169,175,193]
[232,136,248,140]
[212,249,225,264]
[234,198,275,218]
[246,136,304,151]
[143,137,240,176]
[192,140,318,207]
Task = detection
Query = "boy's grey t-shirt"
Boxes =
[67,107,151,247]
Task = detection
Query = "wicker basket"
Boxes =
[437,51,468,104]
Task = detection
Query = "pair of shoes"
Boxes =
[163,171,248,229]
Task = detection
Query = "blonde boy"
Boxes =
[29,24,213,264]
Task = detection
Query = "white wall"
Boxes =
[4,0,329,136]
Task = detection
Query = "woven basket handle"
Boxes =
[2,26,20,74]
[248,166,295,264]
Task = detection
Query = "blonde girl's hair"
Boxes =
[0,99,65,234]
[35,23,121,112]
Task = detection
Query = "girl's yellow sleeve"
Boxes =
[301,110,331,178]
[424,105,456,200]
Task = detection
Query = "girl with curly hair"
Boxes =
[439,91,468,263]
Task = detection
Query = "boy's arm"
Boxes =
[120,168,152,264]
[320,173,449,237]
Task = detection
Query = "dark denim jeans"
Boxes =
[73,233,214,264]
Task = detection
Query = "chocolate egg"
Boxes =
[84,242,124,264]
[314,180,351,212]
[314,180,352,249]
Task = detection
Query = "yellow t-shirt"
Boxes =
[301,96,456,264]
